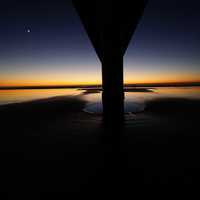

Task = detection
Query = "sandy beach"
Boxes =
[1,94,200,195]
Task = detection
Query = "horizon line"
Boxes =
[0,81,200,89]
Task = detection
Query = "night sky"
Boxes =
[0,0,200,86]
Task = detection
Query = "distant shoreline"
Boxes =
[0,82,200,90]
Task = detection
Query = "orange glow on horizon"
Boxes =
[0,70,200,87]
[1,79,200,87]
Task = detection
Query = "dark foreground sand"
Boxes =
[1,96,200,196]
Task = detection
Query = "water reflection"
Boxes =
[83,87,200,113]
[0,87,199,114]
[83,101,145,114]
[0,89,82,105]
[82,91,147,114]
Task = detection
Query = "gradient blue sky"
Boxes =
[0,0,199,86]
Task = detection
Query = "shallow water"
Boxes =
[0,89,82,105]
[0,87,200,113]
[82,87,200,113]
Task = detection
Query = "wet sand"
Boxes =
[1,96,200,195]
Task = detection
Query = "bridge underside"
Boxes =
[72,0,147,122]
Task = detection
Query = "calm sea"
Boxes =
[0,87,200,113]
